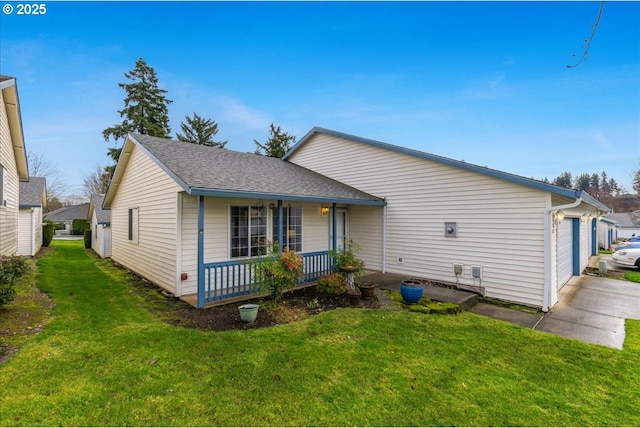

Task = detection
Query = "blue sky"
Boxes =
[1,1,639,198]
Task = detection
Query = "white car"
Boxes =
[612,247,640,268]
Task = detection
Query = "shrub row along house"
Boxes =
[1,75,48,258]
[103,128,610,311]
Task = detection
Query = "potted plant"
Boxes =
[400,278,424,303]
[330,240,365,305]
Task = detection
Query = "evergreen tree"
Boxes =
[553,171,573,189]
[574,173,591,191]
[254,123,296,158]
[176,113,227,148]
[102,58,173,162]
[634,168,640,194]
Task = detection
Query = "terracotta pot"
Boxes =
[358,282,376,300]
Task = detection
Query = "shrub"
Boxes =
[72,218,89,235]
[317,273,347,295]
[42,220,55,247]
[0,256,30,307]
[84,229,92,249]
[256,244,304,301]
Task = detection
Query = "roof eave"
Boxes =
[188,187,386,206]
[1,77,28,180]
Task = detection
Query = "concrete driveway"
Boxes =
[536,273,640,349]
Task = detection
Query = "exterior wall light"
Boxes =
[553,210,565,223]
[321,206,329,217]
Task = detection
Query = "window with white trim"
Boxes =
[230,206,266,258]
[272,207,302,252]
[128,207,139,243]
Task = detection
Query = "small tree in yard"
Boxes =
[176,113,227,148]
[254,123,296,158]
[256,244,304,301]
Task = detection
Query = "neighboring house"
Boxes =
[17,177,47,256]
[0,75,29,256]
[598,216,619,250]
[45,203,90,235]
[88,194,111,258]
[607,212,640,239]
[105,129,610,311]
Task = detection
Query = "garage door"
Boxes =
[557,219,574,288]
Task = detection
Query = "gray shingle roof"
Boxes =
[19,177,46,207]
[130,133,384,205]
[608,212,640,228]
[45,203,90,222]
[90,194,110,225]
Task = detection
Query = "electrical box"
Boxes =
[471,266,482,279]
[397,256,404,264]
[453,263,463,276]
[445,222,457,238]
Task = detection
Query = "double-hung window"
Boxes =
[272,207,302,252]
[230,206,267,258]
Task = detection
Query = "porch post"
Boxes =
[277,200,284,253]
[332,202,337,251]
[197,195,205,308]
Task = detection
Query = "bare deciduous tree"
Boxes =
[27,151,65,210]
[81,165,110,199]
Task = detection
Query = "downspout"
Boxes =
[542,197,582,312]
[382,200,387,274]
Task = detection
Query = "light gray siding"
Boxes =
[288,133,550,307]
[110,145,182,294]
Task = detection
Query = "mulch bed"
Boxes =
[132,280,381,332]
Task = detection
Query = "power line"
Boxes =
[567,1,605,68]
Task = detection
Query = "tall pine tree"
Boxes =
[102,58,173,162]
[176,113,227,148]
[254,123,296,158]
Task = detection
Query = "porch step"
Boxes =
[362,272,480,311]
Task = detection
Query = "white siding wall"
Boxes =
[17,208,32,255]
[179,196,331,296]
[17,206,42,256]
[349,205,384,271]
[0,90,19,256]
[111,145,182,294]
[288,134,550,307]
[91,211,111,259]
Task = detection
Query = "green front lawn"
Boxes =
[1,240,639,426]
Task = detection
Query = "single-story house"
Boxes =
[606,212,640,239]
[105,129,610,311]
[45,203,90,235]
[17,177,47,256]
[88,194,111,258]
[0,75,29,257]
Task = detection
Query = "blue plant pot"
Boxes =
[400,281,424,303]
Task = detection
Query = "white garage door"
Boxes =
[557,219,573,288]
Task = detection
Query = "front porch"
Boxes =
[181,250,334,308]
